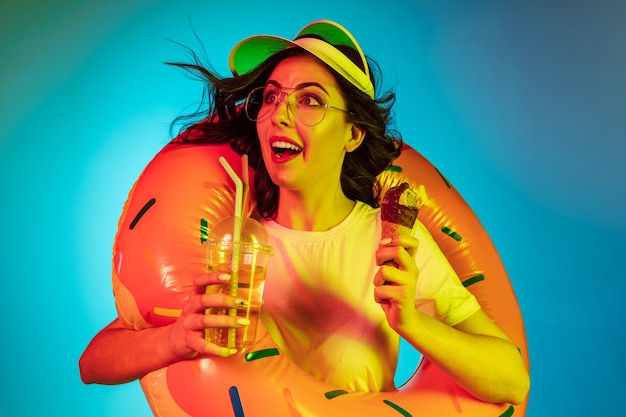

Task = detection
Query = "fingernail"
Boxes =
[218,273,231,281]
[380,237,392,245]
[237,318,251,326]
[229,348,238,355]
[235,299,249,308]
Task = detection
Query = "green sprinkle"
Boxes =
[441,226,463,242]
[385,165,403,172]
[383,400,412,417]
[200,218,209,243]
[129,198,156,230]
[462,274,485,288]
[244,348,279,362]
[499,405,515,417]
[324,390,349,399]
[434,168,452,189]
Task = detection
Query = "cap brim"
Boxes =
[228,20,374,98]
[229,35,293,76]
[297,20,358,50]
[230,20,361,77]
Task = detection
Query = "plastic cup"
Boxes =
[203,216,272,351]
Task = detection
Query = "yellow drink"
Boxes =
[206,263,267,350]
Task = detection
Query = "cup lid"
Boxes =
[205,216,273,254]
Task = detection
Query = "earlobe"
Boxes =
[345,125,366,152]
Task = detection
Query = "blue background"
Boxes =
[1,0,624,415]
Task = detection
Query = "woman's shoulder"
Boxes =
[353,200,380,217]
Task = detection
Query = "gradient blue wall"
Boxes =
[1,1,624,415]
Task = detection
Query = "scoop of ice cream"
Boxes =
[381,182,419,238]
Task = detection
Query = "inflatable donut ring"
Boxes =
[112,134,529,416]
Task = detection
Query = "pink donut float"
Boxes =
[112,132,529,416]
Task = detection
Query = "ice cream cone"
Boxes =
[380,182,419,238]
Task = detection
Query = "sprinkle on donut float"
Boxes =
[111,135,529,416]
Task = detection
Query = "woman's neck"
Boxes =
[274,188,356,232]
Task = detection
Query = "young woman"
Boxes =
[79,20,529,405]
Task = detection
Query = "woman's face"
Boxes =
[255,54,363,194]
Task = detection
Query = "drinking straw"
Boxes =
[218,156,243,349]
[239,155,254,344]
[241,154,250,216]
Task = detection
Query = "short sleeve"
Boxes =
[411,220,481,326]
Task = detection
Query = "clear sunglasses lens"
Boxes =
[245,88,265,121]
[297,107,324,126]
[245,87,327,126]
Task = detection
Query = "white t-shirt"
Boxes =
[260,200,480,392]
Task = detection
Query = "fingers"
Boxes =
[182,291,252,335]
[376,235,419,270]
[185,308,251,332]
[373,279,414,304]
[181,290,239,315]
[376,248,418,277]
[185,272,243,311]
[171,272,254,358]
[193,271,231,288]
[183,330,240,358]
[374,235,419,305]
[381,234,419,255]
[373,265,415,294]
[174,302,252,358]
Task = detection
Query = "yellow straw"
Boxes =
[242,154,250,215]
[218,157,243,349]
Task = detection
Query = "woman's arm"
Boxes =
[374,235,530,404]
[79,318,179,385]
[401,307,529,404]
[79,272,250,385]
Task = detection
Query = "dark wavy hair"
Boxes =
[167,39,402,218]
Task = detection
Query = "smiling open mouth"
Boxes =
[271,141,302,159]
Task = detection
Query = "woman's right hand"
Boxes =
[167,272,250,359]
[79,272,250,384]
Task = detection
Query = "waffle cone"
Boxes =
[380,182,419,238]
[381,221,412,239]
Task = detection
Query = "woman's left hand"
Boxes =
[374,235,420,333]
